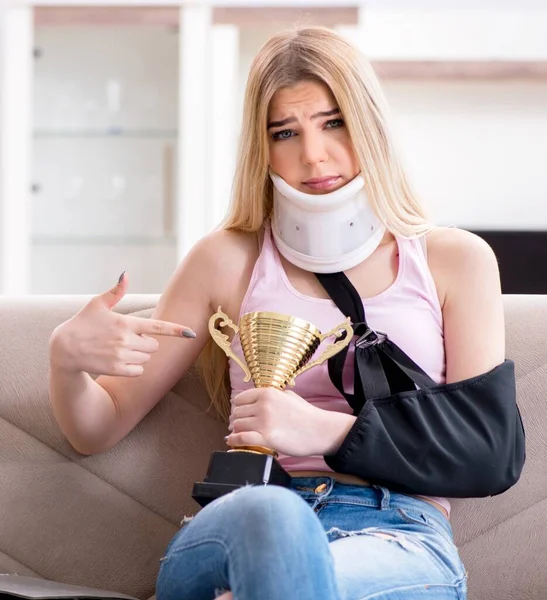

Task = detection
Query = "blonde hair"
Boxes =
[199,26,434,421]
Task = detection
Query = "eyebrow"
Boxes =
[267,107,341,130]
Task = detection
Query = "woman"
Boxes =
[49,26,505,600]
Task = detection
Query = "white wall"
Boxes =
[361,8,547,60]
[384,80,547,230]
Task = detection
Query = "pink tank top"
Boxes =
[229,222,451,516]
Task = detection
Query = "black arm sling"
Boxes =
[315,271,526,498]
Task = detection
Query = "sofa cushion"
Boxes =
[0,296,226,599]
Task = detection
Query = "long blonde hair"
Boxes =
[198,26,434,421]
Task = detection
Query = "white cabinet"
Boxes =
[30,24,179,293]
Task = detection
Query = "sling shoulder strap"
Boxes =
[315,271,437,411]
[315,272,365,324]
[315,272,367,412]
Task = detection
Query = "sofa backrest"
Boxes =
[0,294,546,600]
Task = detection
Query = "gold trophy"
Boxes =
[191,308,353,507]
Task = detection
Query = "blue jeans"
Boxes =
[156,477,467,600]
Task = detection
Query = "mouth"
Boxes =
[302,176,342,191]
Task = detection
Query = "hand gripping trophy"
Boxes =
[192,307,353,507]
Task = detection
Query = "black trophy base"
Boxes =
[192,450,292,507]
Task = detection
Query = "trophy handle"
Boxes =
[288,318,353,385]
[208,307,252,383]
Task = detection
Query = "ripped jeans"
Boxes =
[156,477,467,600]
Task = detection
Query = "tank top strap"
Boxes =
[238,220,283,318]
[259,220,283,283]
[398,234,443,324]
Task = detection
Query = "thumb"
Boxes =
[97,271,128,310]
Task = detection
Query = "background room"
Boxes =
[1,0,546,295]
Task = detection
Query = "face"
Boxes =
[267,80,360,194]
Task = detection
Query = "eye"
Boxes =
[325,118,344,129]
[271,129,296,141]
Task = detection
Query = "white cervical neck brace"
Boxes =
[270,171,386,274]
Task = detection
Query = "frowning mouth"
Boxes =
[303,176,341,190]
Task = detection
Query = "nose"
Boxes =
[300,129,328,167]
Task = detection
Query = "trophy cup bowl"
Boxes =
[191,308,353,507]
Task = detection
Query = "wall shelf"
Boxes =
[33,129,178,139]
[33,6,358,27]
[373,60,547,81]
[32,235,177,245]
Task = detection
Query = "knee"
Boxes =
[210,484,311,535]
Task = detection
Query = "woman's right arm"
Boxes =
[49,230,254,455]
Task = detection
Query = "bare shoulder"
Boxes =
[192,228,259,284]
[189,228,257,269]
[425,227,504,380]
[426,226,498,269]
[425,227,500,308]
[170,227,260,317]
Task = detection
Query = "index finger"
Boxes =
[127,315,196,338]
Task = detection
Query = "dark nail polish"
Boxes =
[118,271,126,284]
[182,329,196,338]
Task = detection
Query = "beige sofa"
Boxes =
[1,294,546,600]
